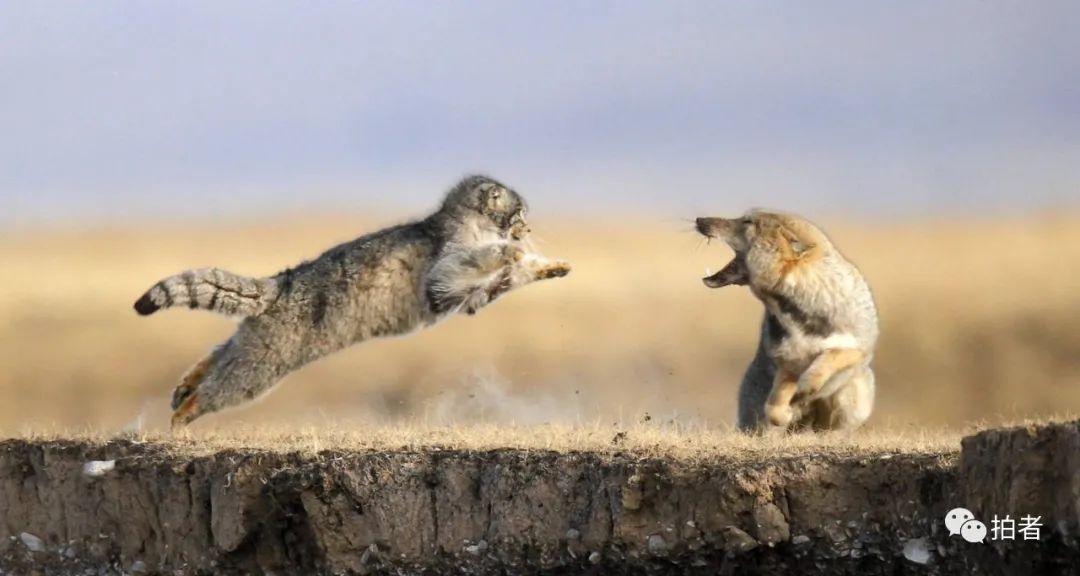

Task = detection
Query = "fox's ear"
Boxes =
[781,227,814,258]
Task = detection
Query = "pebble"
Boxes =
[20,532,45,553]
[360,543,379,565]
[722,526,759,554]
[463,540,488,556]
[82,460,116,478]
[622,474,643,511]
[903,538,932,565]
[647,534,668,556]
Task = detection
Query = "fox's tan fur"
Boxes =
[696,210,878,432]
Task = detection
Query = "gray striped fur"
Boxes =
[137,175,570,428]
[134,268,280,317]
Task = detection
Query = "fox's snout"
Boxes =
[695,217,728,238]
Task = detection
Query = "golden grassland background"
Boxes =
[1,212,1078,436]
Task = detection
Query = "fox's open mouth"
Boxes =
[695,216,748,288]
[702,254,748,288]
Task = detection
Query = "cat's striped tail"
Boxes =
[134,268,279,317]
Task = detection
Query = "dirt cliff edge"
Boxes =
[2,423,1079,575]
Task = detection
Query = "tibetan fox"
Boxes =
[696,210,878,432]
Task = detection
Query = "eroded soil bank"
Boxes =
[1,423,1079,575]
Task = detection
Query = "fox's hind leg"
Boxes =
[796,348,865,400]
[817,367,875,431]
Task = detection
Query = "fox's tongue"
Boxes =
[702,257,748,288]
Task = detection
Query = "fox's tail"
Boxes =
[134,268,279,317]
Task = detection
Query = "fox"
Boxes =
[135,175,571,428]
[695,210,878,432]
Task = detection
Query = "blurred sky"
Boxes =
[1,1,1077,224]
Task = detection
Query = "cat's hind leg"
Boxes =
[170,343,229,429]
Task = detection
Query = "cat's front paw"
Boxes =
[536,260,572,280]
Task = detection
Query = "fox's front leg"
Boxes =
[764,367,800,428]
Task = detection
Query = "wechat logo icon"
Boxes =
[945,507,985,543]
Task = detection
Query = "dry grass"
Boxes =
[2,211,1079,437]
[17,420,972,461]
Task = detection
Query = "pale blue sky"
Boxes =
[1,1,1077,223]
